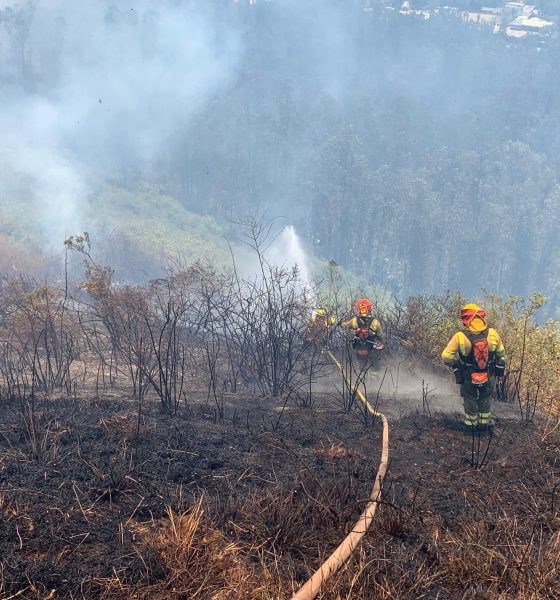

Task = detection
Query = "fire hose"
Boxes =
[290,349,390,600]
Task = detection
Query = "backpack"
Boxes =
[461,329,495,385]
[356,316,373,340]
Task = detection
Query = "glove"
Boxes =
[452,363,464,384]
[494,361,505,378]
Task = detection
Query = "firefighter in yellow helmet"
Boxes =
[442,304,506,431]
[340,298,384,350]
[305,307,337,346]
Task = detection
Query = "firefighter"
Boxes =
[442,303,506,431]
[340,298,384,351]
[305,307,337,346]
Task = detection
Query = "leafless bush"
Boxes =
[421,379,435,416]
[0,278,81,396]
[66,227,322,413]
[332,337,382,426]
[204,217,315,399]
[67,236,213,415]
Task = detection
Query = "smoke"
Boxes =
[315,356,462,419]
[0,0,242,249]
[0,95,85,247]
[1,1,556,304]
[0,0,495,249]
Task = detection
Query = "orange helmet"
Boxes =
[460,303,487,326]
[355,298,373,316]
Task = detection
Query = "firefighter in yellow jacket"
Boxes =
[442,303,506,431]
[305,307,337,346]
[340,298,384,350]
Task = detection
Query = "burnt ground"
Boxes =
[0,367,559,599]
[313,357,522,421]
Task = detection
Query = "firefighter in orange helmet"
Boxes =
[340,298,383,350]
[442,304,506,431]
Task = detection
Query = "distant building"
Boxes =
[462,2,554,36]
[384,0,555,41]
[464,7,501,27]
[505,1,525,18]
[508,14,555,32]
[503,2,539,21]
[505,26,528,37]
[397,1,431,20]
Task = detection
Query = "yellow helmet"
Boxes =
[463,303,480,311]
[312,308,327,322]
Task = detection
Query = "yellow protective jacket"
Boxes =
[341,316,383,339]
[305,314,337,342]
[442,316,506,366]
[311,314,337,326]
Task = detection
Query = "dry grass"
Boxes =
[316,442,357,463]
[97,499,284,599]
[98,465,560,599]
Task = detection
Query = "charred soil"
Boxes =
[0,391,558,599]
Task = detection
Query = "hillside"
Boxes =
[3,1,560,305]
[0,183,240,279]
[0,379,558,599]
[1,4,559,596]
[0,257,557,598]
[88,186,233,266]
